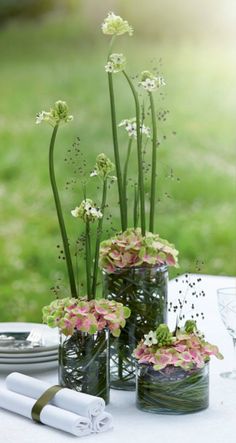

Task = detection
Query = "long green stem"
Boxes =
[49,124,77,298]
[107,73,126,231]
[123,71,146,235]
[85,221,92,300]
[133,184,139,228]
[123,138,132,228]
[91,179,107,297]
[149,92,157,232]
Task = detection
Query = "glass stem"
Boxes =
[232,337,236,373]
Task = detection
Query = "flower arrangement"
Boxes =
[37,11,179,393]
[43,297,130,337]
[134,321,223,371]
[134,321,223,414]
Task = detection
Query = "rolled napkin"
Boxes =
[92,411,113,433]
[0,388,91,437]
[6,372,105,418]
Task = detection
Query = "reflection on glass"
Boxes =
[217,287,236,379]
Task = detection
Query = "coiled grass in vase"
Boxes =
[59,329,110,404]
[103,264,168,390]
[136,363,209,414]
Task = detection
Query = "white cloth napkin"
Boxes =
[6,372,105,418]
[0,388,91,437]
[92,412,113,433]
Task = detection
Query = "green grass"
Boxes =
[0,17,235,322]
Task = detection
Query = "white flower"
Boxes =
[144,330,158,347]
[101,12,133,36]
[139,76,166,92]
[71,207,80,218]
[90,170,98,177]
[105,61,114,73]
[139,71,166,92]
[118,118,151,138]
[71,199,103,223]
[105,53,126,74]
[36,101,73,127]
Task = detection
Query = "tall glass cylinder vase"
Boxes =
[103,264,168,390]
[59,329,110,404]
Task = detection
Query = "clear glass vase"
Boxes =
[136,363,209,414]
[58,329,110,404]
[103,264,168,390]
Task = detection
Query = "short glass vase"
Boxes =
[58,329,110,404]
[136,363,209,414]
[103,264,168,391]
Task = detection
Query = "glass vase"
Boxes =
[136,363,209,414]
[103,264,168,390]
[58,329,110,404]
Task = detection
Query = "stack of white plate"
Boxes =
[0,322,59,373]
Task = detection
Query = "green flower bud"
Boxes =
[156,324,173,347]
[184,320,197,334]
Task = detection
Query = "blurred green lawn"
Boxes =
[0,16,235,321]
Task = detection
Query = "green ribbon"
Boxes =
[31,385,64,423]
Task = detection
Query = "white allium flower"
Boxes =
[101,12,133,36]
[139,74,166,93]
[71,199,103,223]
[144,330,158,347]
[105,61,114,73]
[35,111,51,124]
[118,118,151,138]
[36,101,73,127]
[71,207,80,218]
[105,53,126,74]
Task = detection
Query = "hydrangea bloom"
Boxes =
[99,228,179,273]
[102,12,133,36]
[118,118,151,138]
[134,322,223,371]
[139,70,166,92]
[36,100,73,126]
[105,53,126,74]
[43,297,131,337]
[71,199,103,223]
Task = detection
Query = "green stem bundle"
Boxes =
[92,179,108,297]
[123,71,146,236]
[107,73,126,231]
[149,92,157,233]
[49,125,77,298]
[85,221,92,299]
[123,138,132,228]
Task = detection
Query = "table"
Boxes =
[0,274,236,443]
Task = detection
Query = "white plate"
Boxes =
[0,322,59,354]
[0,359,58,373]
[0,353,58,363]
[0,349,58,358]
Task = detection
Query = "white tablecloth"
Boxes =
[0,274,236,443]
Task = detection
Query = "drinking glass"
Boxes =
[217,287,236,379]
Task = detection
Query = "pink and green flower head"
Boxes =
[99,228,179,273]
[43,297,131,337]
[133,320,223,372]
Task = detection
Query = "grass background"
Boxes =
[0,4,235,322]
